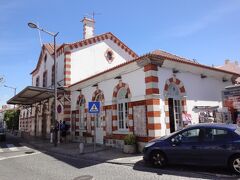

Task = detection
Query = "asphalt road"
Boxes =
[0,135,240,180]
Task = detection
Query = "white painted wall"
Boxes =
[56,54,65,85]
[32,51,52,87]
[32,51,65,88]
[70,66,146,110]
[158,67,232,124]
[70,39,134,84]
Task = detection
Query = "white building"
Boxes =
[8,18,240,150]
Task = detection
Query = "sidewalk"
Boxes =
[13,133,143,165]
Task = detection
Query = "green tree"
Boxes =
[4,109,19,130]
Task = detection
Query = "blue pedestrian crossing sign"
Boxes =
[88,101,100,113]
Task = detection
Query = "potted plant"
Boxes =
[123,134,136,153]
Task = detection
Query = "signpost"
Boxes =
[88,101,100,152]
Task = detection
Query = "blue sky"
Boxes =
[0,0,240,107]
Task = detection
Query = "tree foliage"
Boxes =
[4,109,19,130]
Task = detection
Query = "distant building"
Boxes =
[217,60,240,84]
[7,17,240,150]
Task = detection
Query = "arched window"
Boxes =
[117,87,129,130]
[36,76,40,87]
[166,83,180,99]
[44,55,47,70]
[42,71,47,87]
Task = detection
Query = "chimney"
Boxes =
[225,59,230,64]
[81,17,95,39]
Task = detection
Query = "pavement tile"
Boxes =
[15,133,142,165]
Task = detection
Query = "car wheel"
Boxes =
[230,155,240,174]
[150,151,167,168]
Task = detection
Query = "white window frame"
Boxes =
[117,88,129,131]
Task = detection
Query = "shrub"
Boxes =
[124,134,136,145]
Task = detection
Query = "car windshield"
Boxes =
[156,130,181,140]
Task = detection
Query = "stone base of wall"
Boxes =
[86,137,93,144]
[105,139,124,149]
[105,138,147,151]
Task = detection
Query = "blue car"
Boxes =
[143,123,240,174]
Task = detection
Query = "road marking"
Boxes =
[0,151,41,161]
[113,158,125,161]
[6,144,18,151]
[0,147,3,153]
[130,157,142,162]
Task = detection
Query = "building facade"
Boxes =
[10,18,239,150]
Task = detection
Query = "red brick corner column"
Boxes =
[144,64,161,140]
[64,51,71,86]
[63,91,71,125]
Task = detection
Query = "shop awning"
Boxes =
[193,106,219,111]
[7,86,63,105]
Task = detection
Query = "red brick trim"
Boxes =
[147,111,161,117]
[104,105,112,109]
[112,81,131,98]
[64,52,71,86]
[92,88,105,102]
[112,115,117,120]
[144,64,158,72]
[64,111,71,114]
[180,86,186,93]
[146,99,160,105]
[146,88,159,95]
[112,126,118,131]
[64,105,71,108]
[164,77,186,96]
[145,76,158,83]
[131,100,146,106]
[68,32,138,58]
[147,123,161,130]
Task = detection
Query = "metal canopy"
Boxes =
[7,86,62,105]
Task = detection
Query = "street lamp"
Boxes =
[28,22,59,146]
[4,85,16,96]
[4,85,17,109]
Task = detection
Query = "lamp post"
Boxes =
[28,22,59,146]
[4,85,16,96]
[4,85,17,108]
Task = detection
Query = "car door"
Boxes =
[200,127,233,166]
[166,127,203,165]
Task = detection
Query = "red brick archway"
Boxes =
[163,76,187,134]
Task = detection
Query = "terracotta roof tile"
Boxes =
[69,52,240,88]
[31,33,138,75]
[152,50,199,64]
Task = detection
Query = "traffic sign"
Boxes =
[88,101,100,113]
